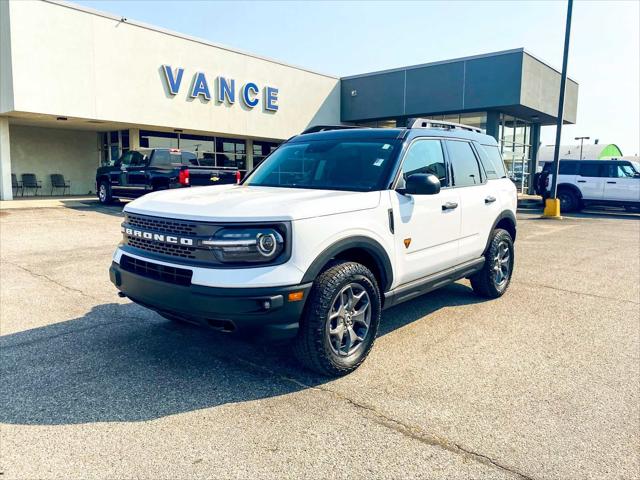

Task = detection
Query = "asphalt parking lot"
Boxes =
[1,202,638,479]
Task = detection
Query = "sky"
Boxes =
[74,0,640,155]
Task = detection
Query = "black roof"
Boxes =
[288,128,405,143]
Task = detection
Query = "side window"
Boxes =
[558,161,579,175]
[130,151,146,166]
[182,152,199,166]
[398,140,448,188]
[579,162,605,178]
[478,144,507,179]
[151,150,181,166]
[119,152,133,166]
[609,163,636,178]
[446,140,482,187]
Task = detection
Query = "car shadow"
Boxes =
[0,283,484,426]
[61,199,127,217]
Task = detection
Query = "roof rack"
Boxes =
[300,125,365,135]
[408,118,482,134]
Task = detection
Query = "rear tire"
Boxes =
[557,188,580,212]
[98,180,115,205]
[470,228,514,299]
[293,261,381,376]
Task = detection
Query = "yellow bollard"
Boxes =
[542,197,562,218]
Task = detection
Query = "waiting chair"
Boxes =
[11,174,23,197]
[50,174,71,195]
[21,173,42,196]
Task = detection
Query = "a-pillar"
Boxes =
[0,117,12,201]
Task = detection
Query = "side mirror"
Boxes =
[405,173,441,195]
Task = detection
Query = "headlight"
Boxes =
[202,227,285,264]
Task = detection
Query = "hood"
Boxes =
[124,185,381,222]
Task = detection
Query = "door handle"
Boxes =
[442,202,458,211]
[485,196,496,204]
[577,180,586,183]
[606,181,616,184]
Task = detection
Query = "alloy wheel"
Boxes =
[326,282,371,357]
[493,240,511,287]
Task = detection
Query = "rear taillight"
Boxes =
[235,170,241,184]
[179,169,190,186]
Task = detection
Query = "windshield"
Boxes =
[631,161,640,174]
[244,139,400,191]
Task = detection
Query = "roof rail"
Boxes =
[408,117,482,134]
[300,125,365,135]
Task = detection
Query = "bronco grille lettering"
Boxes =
[122,226,194,246]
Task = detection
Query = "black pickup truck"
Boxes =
[96,148,238,204]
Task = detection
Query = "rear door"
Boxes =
[604,162,640,202]
[576,162,606,200]
[390,138,461,285]
[445,139,496,262]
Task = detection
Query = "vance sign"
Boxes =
[162,65,279,112]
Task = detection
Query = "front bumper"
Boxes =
[109,261,312,340]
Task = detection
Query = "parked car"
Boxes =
[535,159,640,211]
[96,148,239,204]
[108,120,517,376]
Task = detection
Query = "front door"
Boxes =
[604,162,640,202]
[124,151,149,196]
[111,151,133,197]
[390,139,461,286]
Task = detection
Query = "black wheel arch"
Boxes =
[301,236,393,293]
[485,210,517,253]
[557,183,582,199]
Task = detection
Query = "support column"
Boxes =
[129,128,140,150]
[528,123,541,194]
[245,139,254,173]
[0,117,12,201]
[485,111,500,142]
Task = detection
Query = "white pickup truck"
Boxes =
[109,120,517,376]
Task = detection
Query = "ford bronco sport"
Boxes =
[109,119,517,376]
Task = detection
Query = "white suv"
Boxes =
[536,159,640,212]
[109,119,517,376]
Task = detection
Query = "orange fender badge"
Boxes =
[403,238,411,248]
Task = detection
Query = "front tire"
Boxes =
[470,228,514,298]
[293,261,381,376]
[98,180,115,204]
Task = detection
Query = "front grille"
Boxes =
[127,237,197,259]
[126,214,198,236]
[120,255,193,286]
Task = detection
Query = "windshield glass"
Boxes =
[244,139,400,191]
[630,161,640,173]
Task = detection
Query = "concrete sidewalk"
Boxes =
[0,196,98,210]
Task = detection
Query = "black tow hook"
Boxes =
[117,291,127,298]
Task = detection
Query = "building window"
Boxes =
[416,112,487,133]
[354,119,397,128]
[99,131,129,166]
[140,130,179,149]
[253,141,280,167]
[138,130,252,172]
[498,114,532,191]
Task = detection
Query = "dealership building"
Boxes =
[0,0,579,200]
